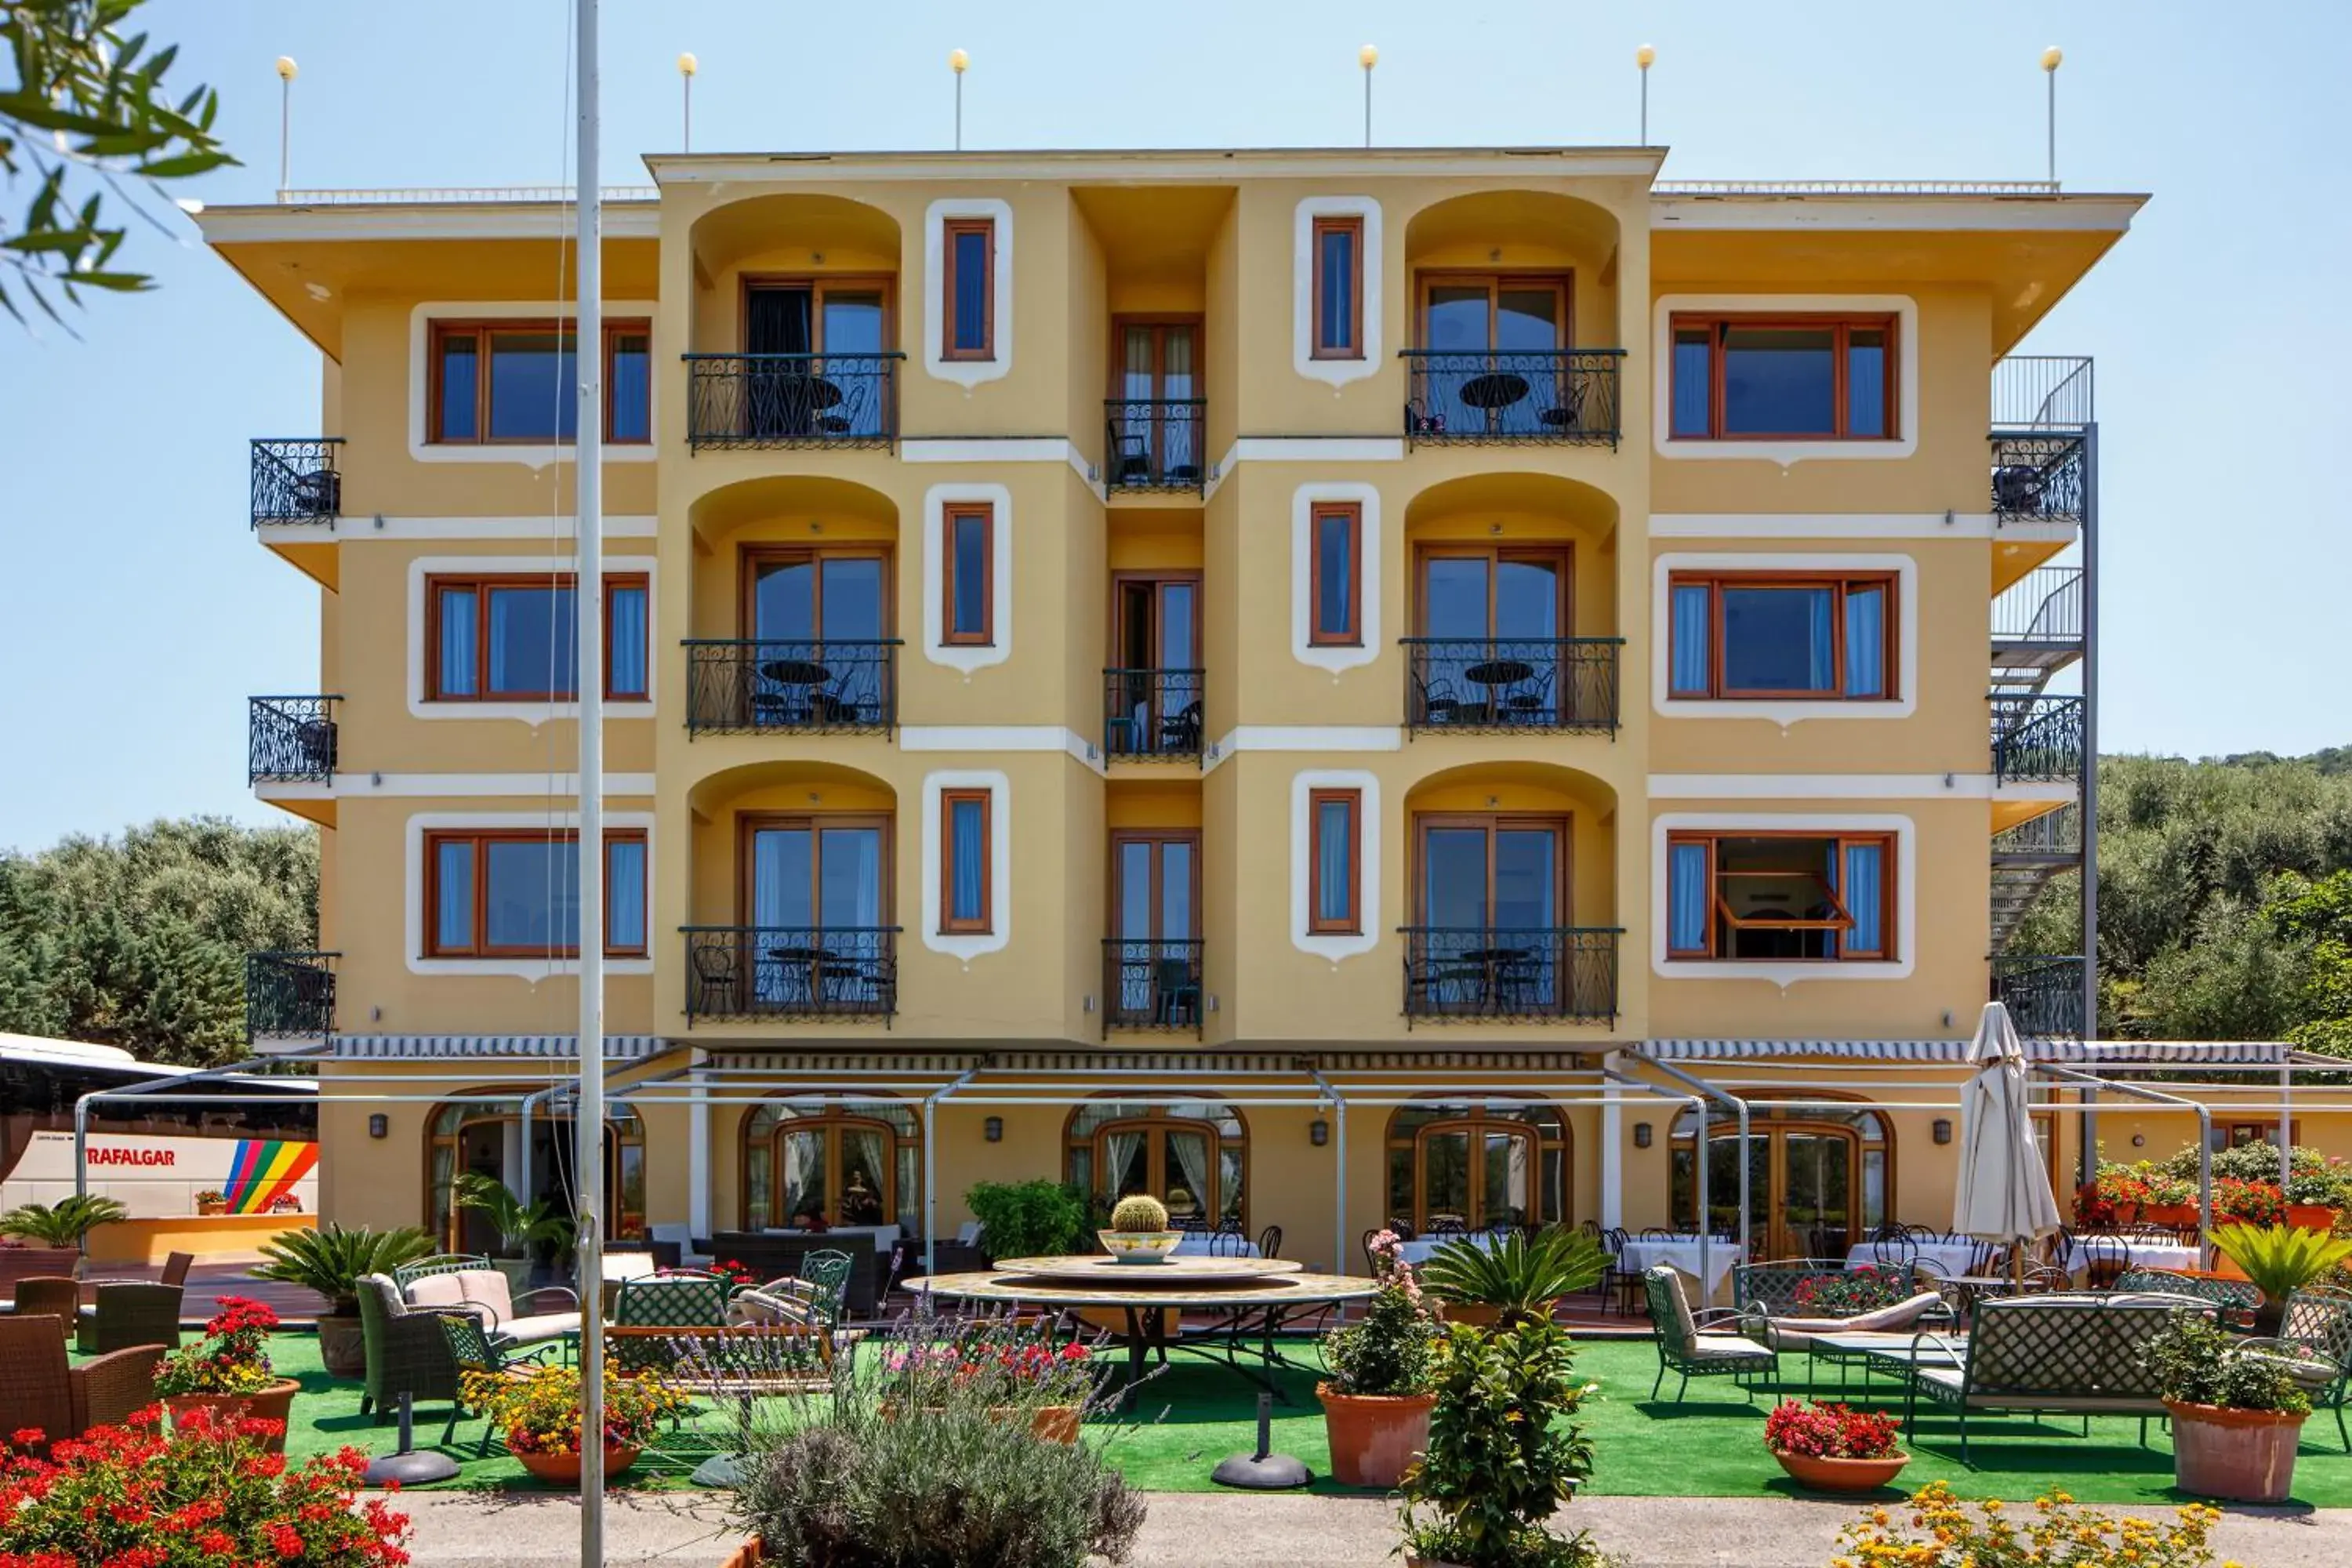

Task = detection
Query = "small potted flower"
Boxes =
[2140,1167,2201,1229]
[460,1361,689,1486]
[882,1321,1099,1442]
[154,1296,301,1451]
[1098,1194,1182,1265]
[2081,1163,2151,1226]
[2210,1181,2287,1279]
[1319,1229,1440,1489]
[1789,1266,1908,1319]
[194,1189,230,1217]
[2148,1307,2311,1503]
[1762,1399,1908,1493]
[2284,1167,2345,1232]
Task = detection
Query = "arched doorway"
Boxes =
[1669,1096,1894,1260]
[1064,1102,1248,1230]
[424,1095,644,1253]
[1385,1102,1569,1232]
[741,1100,920,1232]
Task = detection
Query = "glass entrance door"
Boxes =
[1420,276,1570,434]
[1112,578,1201,753]
[1780,1131,1857,1259]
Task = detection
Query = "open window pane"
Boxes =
[1842,583,1886,698]
[1721,325,1837,435]
[1842,840,1886,956]
[1721,586,1835,693]
[1668,840,1710,953]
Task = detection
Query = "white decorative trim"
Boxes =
[406,554,657,723]
[405,810,655,980]
[1290,483,1381,675]
[1650,812,1915,985]
[921,485,1014,673]
[920,771,1011,961]
[1650,514,2077,543]
[924,198,1013,387]
[1650,194,2143,234]
[659,150,1664,187]
[1651,293,1918,464]
[1649,775,2078,802]
[1290,770,1380,962]
[1292,197,1381,386]
[258,772,657,800]
[1652,552,1918,727]
[260,515,658,543]
[405,301,659,465]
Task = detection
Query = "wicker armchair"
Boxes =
[77,1282,183,1354]
[355,1272,469,1424]
[1642,1265,1776,1402]
[13,1276,81,1338]
[159,1250,195,1287]
[0,1316,165,1449]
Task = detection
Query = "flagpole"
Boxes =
[572,0,608,1560]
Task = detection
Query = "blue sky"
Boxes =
[2,1,2346,852]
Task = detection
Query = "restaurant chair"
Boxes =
[158,1251,195,1287]
[77,1282,183,1354]
[691,942,742,1018]
[1255,1225,1283,1261]
[0,1317,165,1450]
[12,1277,80,1339]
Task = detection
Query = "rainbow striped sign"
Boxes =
[222,1139,319,1214]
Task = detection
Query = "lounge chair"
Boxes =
[1642,1265,1776,1402]
[355,1272,470,1424]
[399,1261,581,1350]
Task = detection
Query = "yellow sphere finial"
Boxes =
[274,56,297,81]
[1635,43,1656,70]
[678,52,698,77]
[949,48,970,74]
[2041,45,2063,72]
[1359,44,1379,70]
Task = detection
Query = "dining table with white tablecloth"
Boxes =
[2061,1235,2201,1277]
[1616,1236,1746,1301]
[1172,1233,1262,1259]
[1392,1232,1504,1268]
[1843,1241,1982,1279]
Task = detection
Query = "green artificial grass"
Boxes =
[111,1331,2352,1505]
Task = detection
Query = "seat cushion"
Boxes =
[1691,1333,1769,1360]
[405,1273,466,1311]
[453,1270,517,1322]
[495,1312,581,1346]
[1651,1268,1697,1351]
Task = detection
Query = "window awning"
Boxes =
[325,1034,669,1061]
[1640,1038,2292,1065]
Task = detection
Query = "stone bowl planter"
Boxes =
[314,1312,367,1377]
[1317,1382,1436,1490]
[1769,1446,1911,1493]
[1097,1229,1183,1265]
[2165,1398,2307,1503]
[514,1446,644,1487]
[162,1379,302,1453]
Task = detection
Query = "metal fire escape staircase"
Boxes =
[1988,567,2086,953]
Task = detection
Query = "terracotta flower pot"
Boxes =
[720,1542,764,1568]
[1317,1382,1436,1490]
[879,1402,1083,1443]
[1769,1447,1911,1493]
[2165,1398,2307,1504]
[162,1378,301,1454]
[514,1446,643,1486]
[196,1200,228,1217]
[314,1312,367,1377]
[2143,1203,2198,1229]
[2286,1204,2338,1232]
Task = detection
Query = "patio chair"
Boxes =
[355,1272,469,1424]
[12,1276,80,1338]
[76,1282,183,1354]
[792,1250,854,1326]
[2112,1269,2259,1327]
[401,1263,581,1351]
[1257,1225,1283,1260]
[610,1272,732,1374]
[436,1311,561,1453]
[0,1316,164,1450]
[691,942,742,1017]
[1642,1265,1776,1403]
[159,1251,194,1287]
[2242,1283,2352,1451]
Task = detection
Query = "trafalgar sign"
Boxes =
[1,1130,318,1218]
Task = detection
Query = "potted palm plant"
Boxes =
[251,1222,436,1376]
[1319,1230,1441,1489]
[1418,1227,1607,1330]
[1,1194,129,1276]
[2148,1308,2311,1504]
[454,1171,578,1288]
[2209,1222,2352,1338]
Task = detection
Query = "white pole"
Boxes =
[949,49,968,151]
[1635,45,1655,146]
[678,53,696,153]
[274,57,297,192]
[1359,46,1377,147]
[2042,47,2063,186]
[573,0,608,1559]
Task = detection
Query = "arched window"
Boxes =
[1065,1102,1248,1229]
[425,1094,644,1252]
[1669,1096,1893,1260]
[742,1100,920,1232]
[1385,1102,1568,1232]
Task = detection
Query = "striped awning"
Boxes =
[327,1035,671,1062]
[1641,1038,2290,1065]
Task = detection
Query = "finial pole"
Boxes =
[678,53,697,152]
[1359,45,1378,147]
[2041,47,2063,185]
[950,49,969,150]
[1635,45,1657,145]
[274,57,297,191]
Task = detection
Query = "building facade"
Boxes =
[206,148,2145,1272]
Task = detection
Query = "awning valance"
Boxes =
[1641,1038,2290,1065]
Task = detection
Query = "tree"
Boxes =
[0,817,318,1067]
[1,0,234,328]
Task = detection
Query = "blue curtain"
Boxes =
[1842,841,1885,955]
[608,583,648,698]
[434,840,474,949]
[1316,797,1352,923]
[1843,586,1885,698]
[608,335,651,442]
[949,799,985,924]
[438,588,477,696]
[1806,590,1835,691]
[1668,841,1710,952]
[1671,333,1713,437]
[607,838,646,951]
[953,230,989,351]
[1669,585,1711,694]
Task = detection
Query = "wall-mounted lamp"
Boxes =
[983,1116,1003,1143]
[1310,1119,1330,1147]
[1933,1119,1953,1145]
[2131,1134,2146,1149]
[367,1114,388,1140]
[1632,1121,1652,1149]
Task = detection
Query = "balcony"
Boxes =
[1104,400,1206,492]
[248,696,339,785]
[683,641,900,736]
[1402,639,1623,735]
[1991,566,2084,652]
[1990,694,2085,784]
[245,951,336,1046]
[682,927,899,1024]
[249,438,343,527]
[1400,928,1621,1025]
[1401,350,1624,448]
[1991,953,2085,1040]
[1102,669,1203,760]
[1989,354,2090,524]
[1102,938,1203,1037]
[684,354,903,451]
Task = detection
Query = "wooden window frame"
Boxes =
[940,218,996,361]
[425,572,649,702]
[1410,812,1572,929]
[1412,543,1574,638]
[426,318,652,446]
[1413,270,1573,350]
[740,1105,914,1232]
[1308,501,1363,647]
[1309,216,1364,360]
[1383,1104,1569,1233]
[422,828,648,960]
[938,789,993,935]
[1665,570,1899,702]
[1307,789,1363,935]
[1671,1095,1893,1259]
[1664,829,1897,964]
[1666,311,1899,442]
[1108,829,1202,942]
[737,545,895,640]
[939,503,994,647]
[734,812,895,928]
[1064,1101,1248,1231]
[737,274,899,353]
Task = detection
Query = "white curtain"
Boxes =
[785,1132,827,1225]
[1106,1130,1145,1198]
[1169,1133,1212,1221]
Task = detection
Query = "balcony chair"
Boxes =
[1160,701,1203,753]
[691,942,742,1017]
[76,1282,184,1355]
[0,1317,165,1451]
[1409,667,1464,726]
[1154,955,1202,1026]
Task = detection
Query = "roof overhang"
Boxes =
[647,144,1669,186]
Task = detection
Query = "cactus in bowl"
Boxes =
[1100,1194,1182,1265]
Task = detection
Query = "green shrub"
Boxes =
[1106,1195,1169,1233]
[1418,1227,1607,1324]
[1322,1240,1439,1396]
[964,1180,1087,1258]
[2146,1308,2310,1415]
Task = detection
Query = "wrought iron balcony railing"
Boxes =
[684,353,904,450]
[249,695,339,784]
[1989,432,2087,524]
[1990,694,2086,783]
[250,438,343,527]
[683,927,899,1024]
[1104,399,1207,491]
[683,641,901,735]
[1102,668,1204,760]
[1401,349,1624,447]
[1402,638,1623,735]
[246,951,337,1043]
[1991,566,2084,646]
[1991,953,2085,1040]
[1400,927,1621,1025]
[1102,938,1204,1037]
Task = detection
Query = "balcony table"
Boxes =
[1457,372,1530,411]
[1464,659,1536,690]
[760,659,833,688]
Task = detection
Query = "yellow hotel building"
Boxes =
[201,147,2243,1281]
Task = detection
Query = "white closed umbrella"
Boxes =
[1952,1000,2063,1287]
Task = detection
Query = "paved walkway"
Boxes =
[389,1490,2352,1567]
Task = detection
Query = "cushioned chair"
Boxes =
[12,1276,81,1338]
[0,1316,164,1450]
[401,1266,581,1349]
[2245,1283,2352,1451]
[76,1282,183,1354]
[355,1272,468,1424]
[435,1311,559,1453]
[1642,1265,1776,1402]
